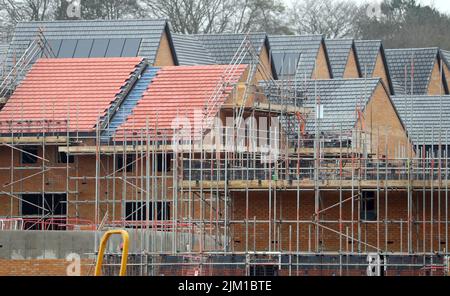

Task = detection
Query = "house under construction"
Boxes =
[0,19,450,277]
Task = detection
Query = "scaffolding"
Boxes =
[0,34,450,276]
[0,28,55,105]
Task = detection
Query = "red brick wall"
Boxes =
[0,257,443,276]
[231,190,450,253]
[0,259,93,276]
[0,145,174,222]
[0,144,448,255]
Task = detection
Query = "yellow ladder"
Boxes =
[94,230,129,276]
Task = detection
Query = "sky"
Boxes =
[285,0,450,15]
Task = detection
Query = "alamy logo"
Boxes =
[66,0,81,19]
[66,253,81,276]
[366,1,384,19]
[171,110,281,164]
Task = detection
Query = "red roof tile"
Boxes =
[0,57,143,133]
[115,65,247,138]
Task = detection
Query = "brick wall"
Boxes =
[372,52,392,95]
[343,48,361,78]
[428,59,446,95]
[363,82,413,158]
[0,256,444,276]
[231,190,450,253]
[154,30,176,66]
[0,259,93,276]
[313,43,331,79]
[0,145,174,222]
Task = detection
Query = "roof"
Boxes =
[302,79,381,132]
[325,39,360,78]
[172,34,216,66]
[0,43,8,65]
[441,49,450,70]
[0,43,8,76]
[194,33,268,65]
[355,40,394,94]
[392,95,450,145]
[116,65,247,137]
[385,48,440,95]
[264,78,383,136]
[103,66,160,139]
[5,19,174,70]
[0,57,143,133]
[354,40,382,77]
[269,35,329,79]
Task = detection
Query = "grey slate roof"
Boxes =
[269,35,328,79]
[0,43,7,61]
[0,43,8,77]
[392,95,450,145]
[302,79,380,132]
[441,49,450,69]
[194,33,268,65]
[385,48,440,95]
[355,40,382,77]
[265,78,384,134]
[325,39,360,78]
[172,34,216,65]
[0,43,8,65]
[5,19,173,70]
[355,40,394,94]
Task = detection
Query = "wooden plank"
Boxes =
[59,144,181,154]
[289,147,366,156]
[252,102,312,114]
[221,102,311,115]
[180,179,450,190]
[0,136,69,144]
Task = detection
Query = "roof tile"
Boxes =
[385,48,439,95]
[441,49,450,70]
[194,33,267,65]
[0,57,143,133]
[269,35,324,79]
[355,40,382,77]
[325,39,357,78]
[264,78,382,138]
[116,65,247,137]
[5,19,169,74]
[392,95,450,145]
[172,34,216,65]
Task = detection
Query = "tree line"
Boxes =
[1,0,449,49]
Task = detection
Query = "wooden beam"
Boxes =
[180,179,448,190]
[59,144,181,154]
[222,102,311,115]
[289,147,372,156]
[0,136,69,144]
[252,102,312,115]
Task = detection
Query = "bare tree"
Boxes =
[0,0,54,23]
[142,0,290,34]
[79,0,143,20]
[0,0,291,35]
[0,0,56,39]
[141,0,238,34]
[1,0,144,23]
[230,0,290,34]
[289,0,363,38]
[356,0,450,49]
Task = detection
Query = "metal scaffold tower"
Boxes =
[0,28,55,104]
[1,36,450,276]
